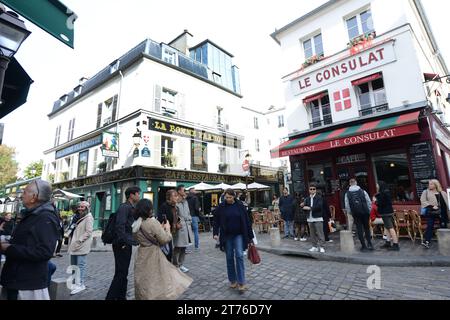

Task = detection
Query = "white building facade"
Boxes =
[271,0,450,224]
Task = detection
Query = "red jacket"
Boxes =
[370,202,381,222]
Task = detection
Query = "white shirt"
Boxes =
[307,194,324,223]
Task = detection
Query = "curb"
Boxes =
[257,245,450,267]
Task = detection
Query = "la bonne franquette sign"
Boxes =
[293,40,396,95]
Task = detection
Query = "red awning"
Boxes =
[303,91,327,104]
[351,72,382,86]
[424,73,441,82]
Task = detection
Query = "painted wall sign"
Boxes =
[279,124,419,157]
[101,132,119,158]
[149,117,241,149]
[56,135,102,159]
[141,147,151,157]
[293,40,396,96]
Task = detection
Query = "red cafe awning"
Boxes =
[271,111,421,158]
[351,72,382,86]
[303,91,327,104]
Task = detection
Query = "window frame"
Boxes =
[301,32,324,60]
[77,150,89,178]
[308,94,332,128]
[345,8,374,40]
[355,77,387,115]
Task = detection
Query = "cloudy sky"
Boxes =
[2,0,450,174]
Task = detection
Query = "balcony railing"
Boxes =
[359,103,389,117]
[309,115,333,129]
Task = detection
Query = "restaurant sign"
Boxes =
[56,135,102,159]
[294,40,396,95]
[142,167,248,184]
[149,118,241,149]
[279,124,419,157]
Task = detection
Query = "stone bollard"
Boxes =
[49,278,71,300]
[91,236,98,249]
[437,229,450,256]
[269,227,281,247]
[340,230,355,254]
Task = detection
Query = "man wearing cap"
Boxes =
[0,180,60,300]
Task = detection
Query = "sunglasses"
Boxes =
[309,188,316,190]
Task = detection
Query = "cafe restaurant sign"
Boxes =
[56,135,102,159]
[149,117,241,148]
[294,40,396,95]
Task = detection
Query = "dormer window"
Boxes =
[110,60,120,73]
[59,95,68,104]
[73,85,83,97]
[346,9,374,40]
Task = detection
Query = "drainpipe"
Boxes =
[116,70,124,133]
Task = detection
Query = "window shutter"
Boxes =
[178,93,186,120]
[96,103,102,128]
[54,126,59,147]
[57,125,61,146]
[71,118,76,140]
[112,95,118,121]
[67,119,72,141]
[154,85,161,113]
[154,135,162,165]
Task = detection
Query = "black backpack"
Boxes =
[347,189,369,216]
[101,213,117,244]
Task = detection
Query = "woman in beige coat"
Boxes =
[68,201,94,295]
[420,179,450,248]
[132,199,193,300]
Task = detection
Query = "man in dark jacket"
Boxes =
[0,180,60,300]
[105,186,141,300]
[186,188,201,251]
[301,184,326,253]
[279,188,295,239]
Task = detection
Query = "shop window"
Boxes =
[309,95,332,128]
[372,152,414,202]
[355,77,387,116]
[307,162,333,195]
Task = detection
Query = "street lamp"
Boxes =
[0,8,31,103]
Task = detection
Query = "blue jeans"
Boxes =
[70,255,87,285]
[284,220,295,237]
[48,261,57,287]
[191,216,200,249]
[225,235,245,285]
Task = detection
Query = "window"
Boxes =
[191,140,208,171]
[109,60,120,74]
[372,152,414,202]
[309,95,332,128]
[346,9,374,40]
[254,117,259,129]
[278,115,285,128]
[307,162,333,194]
[161,88,177,118]
[255,139,260,152]
[268,139,271,146]
[91,148,99,175]
[303,33,324,59]
[67,118,75,141]
[97,95,118,128]
[219,147,226,163]
[161,136,175,167]
[77,150,89,178]
[217,106,223,125]
[162,45,178,66]
[54,125,61,147]
[355,77,387,116]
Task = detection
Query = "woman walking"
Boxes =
[213,189,254,293]
[420,179,450,249]
[133,199,192,300]
[375,182,399,251]
[68,201,94,295]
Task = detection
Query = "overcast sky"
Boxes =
[2,0,450,174]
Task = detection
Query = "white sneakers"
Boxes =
[300,238,307,242]
[179,265,189,273]
[70,284,86,295]
[294,238,299,241]
[308,247,325,253]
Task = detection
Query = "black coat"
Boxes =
[375,191,394,216]
[1,202,60,290]
[303,195,324,219]
[157,201,177,229]
[113,201,136,246]
[186,195,200,217]
[213,201,253,251]
[279,195,295,221]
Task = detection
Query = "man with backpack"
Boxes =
[345,178,373,252]
[105,186,141,300]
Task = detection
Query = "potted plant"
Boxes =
[98,161,107,173]
[302,53,325,69]
[47,173,55,183]
[162,153,177,168]
[218,163,228,173]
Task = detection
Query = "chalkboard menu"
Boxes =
[409,142,437,197]
[291,160,306,194]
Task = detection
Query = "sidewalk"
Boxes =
[256,231,450,267]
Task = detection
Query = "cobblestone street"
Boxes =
[51,233,450,300]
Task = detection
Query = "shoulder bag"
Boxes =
[429,193,442,218]
[247,243,261,265]
[140,225,171,257]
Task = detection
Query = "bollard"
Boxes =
[437,229,450,256]
[269,227,281,247]
[91,236,98,249]
[49,278,71,300]
[340,230,355,254]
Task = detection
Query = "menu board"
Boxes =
[291,160,306,194]
[409,142,437,197]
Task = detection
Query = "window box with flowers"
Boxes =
[347,31,376,52]
[162,153,177,168]
[302,53,325,69]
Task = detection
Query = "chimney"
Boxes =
[168,29,193,55]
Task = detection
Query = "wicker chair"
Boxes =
[393,210,414,242]
[410,209,441,243]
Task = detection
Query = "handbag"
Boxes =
[140,226,170,256]
[247,243,261,265]
[429,193,442,218]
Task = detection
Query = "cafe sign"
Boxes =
[336,153,366,165]
[149,117,241,149]
[293,40,396,95]
[56,135,102,159]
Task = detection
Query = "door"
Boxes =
[95,192,106,230]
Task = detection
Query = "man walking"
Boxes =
[0,180,61,300]
[173,185,193,273]
[345,179,373,252]
[279,188,295,239]
[106,186,141,300]
[301,184,326,253]
[186,188,201,251]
